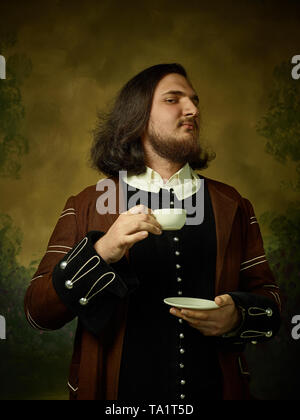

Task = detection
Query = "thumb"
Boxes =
[215,294,231,307]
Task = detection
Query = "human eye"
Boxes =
[165,97,177,104]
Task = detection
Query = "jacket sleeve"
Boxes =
[224,197,281,344]
[24,196,138,337]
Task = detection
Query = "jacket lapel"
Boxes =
[206,178,239,294]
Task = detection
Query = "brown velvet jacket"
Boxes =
[24,176,281,400]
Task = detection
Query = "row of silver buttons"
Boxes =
[173,230,186,401]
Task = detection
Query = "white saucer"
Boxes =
[164,297,219,310]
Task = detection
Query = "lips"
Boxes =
[181,123,194,129]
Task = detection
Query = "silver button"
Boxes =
[266,308,273,317]
[179,333,184,339]
[177,277,182,283]
[265,330,272,338]
[60,260,68,269]
[179,363,184,368]
[173,237,179,242]
[180,394,185,400]
[170,201,174,205]
[79,297,88,306]
[180,380,186,385]
[179,348,185,354]
[178,318,183,324]
[175,251,180,256]
[65,280,73,289]
[176,264,181,269]
[177,290,183,296]
[251,341,258,345]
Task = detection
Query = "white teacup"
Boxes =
[153,208,186,230]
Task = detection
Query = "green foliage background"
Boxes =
[0,33,31,179]
[0,34,75,400]
[245,62,300,400]
[0,213,76,400]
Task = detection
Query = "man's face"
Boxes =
[143,73,201,163]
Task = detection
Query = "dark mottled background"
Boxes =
[0,0,299,400]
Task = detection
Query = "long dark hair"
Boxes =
[90,63,215,176]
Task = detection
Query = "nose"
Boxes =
[182,98,199,118]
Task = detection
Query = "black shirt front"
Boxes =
[118,177,223,401]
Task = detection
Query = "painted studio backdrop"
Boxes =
[0,0,299,400]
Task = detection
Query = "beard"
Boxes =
[147,123,202,164]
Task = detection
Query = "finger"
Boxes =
[123,209,162,231]
[214,294,233,307]
[170,308,209,321]
[125,220,162,236]
[169,309,220,335]
[181,309,209,321]
[127,205,153,215]
[125,231,149,248]
[128,216,162,234]
[138,213,162,230]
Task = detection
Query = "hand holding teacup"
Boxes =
[94,204,162,264]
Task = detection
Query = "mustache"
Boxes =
[178,118,198,128]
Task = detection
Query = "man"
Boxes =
[24,63,281,401]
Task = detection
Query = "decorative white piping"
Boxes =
[59,212,76,219]
[240,259,267,271]
[250,221,258,224]
[241,255,266,266]
[61,208,75,214]
[238,357,250,375]
[59,235,116,302]
[30,275,43,283]
[46,250,68,254]
[26,310,52,331]
[260,285,281,311]
[67,381,78,392]
[82,272,116,303]
[248,307,268,316]
[66,237,88,264]
[269,290,281,311]
[26,311,39,329]
[240,330,270,338]
[48,245,72,249]
[68,255,101,287]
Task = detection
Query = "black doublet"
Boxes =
[118,177,223,401]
